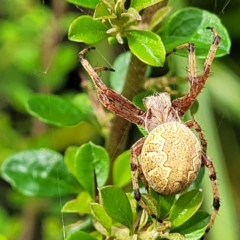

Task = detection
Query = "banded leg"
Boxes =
[78,47,146,126]
[185,119,207,154]
[201,153,220,240]
[185,119,219,239]
[130,137,160,220]
[171,27,221,117]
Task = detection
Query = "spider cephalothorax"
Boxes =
[79,27,221,239]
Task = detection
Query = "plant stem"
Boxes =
[105,0,168,181]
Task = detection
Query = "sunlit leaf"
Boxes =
[126,30,166,66]
[130,0,164,12]
[68,15,108,44]
[90,202,112,234]
[62,192,92,214]
[66,0,100,9]
[172,211,210,240]
[169,189,203,228]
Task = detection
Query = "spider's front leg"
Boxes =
[171,27,221,117]
[79,47,146,127]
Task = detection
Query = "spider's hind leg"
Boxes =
[201,154,220,240]
[185,119,220,239]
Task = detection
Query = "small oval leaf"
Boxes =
[126,30,166,66]
[100,186,133,230]
[169,189,203,228]
[68,15,108,44]
[26,94,84,126]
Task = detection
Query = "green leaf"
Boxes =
[189,166,205,190]
[161,7,231,58]
[94,1,116,20]
[66,230,97,240]
[169,189,203,229]
[130,0,164,12]
[72,93,97,125]
[75,142,110,199]
[126,30,166,66]
[62,191,92,214]
[1,149,81,197]
[112,150,131,187]
[109,51,131,93]
[66,0,100,9]
[26,94,84,127]
[90,202,112,235]
[68,15,108,44]
[149,6,171,31]
[100,186,133,231]
[64,146,79,177]
[172,211,210,240]
[141,193,160,218]
[159,194,175,219]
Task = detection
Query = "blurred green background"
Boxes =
[0,0,240,239]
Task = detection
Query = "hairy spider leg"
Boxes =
[170,27,221,117]
[185,119,220,239]
[78,47,146,126]
[185,119,207,154]
[201,154,220,240]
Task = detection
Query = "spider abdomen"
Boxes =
[141,121,202,195]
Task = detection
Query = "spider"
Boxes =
[79,27,221,239]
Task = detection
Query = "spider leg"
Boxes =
[185,119,219,239]
[201,154,220,240]
[131,137,161,220]
[79,48,146,126]
[185,119,207,154]
[167,42,197,87]
[171,27,221,117]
